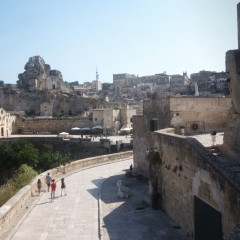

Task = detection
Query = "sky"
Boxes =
[0,0,239,84]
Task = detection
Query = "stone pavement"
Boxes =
[100,174,188,240]
[9,159,132,240]
[188,132,223,147]
[7,157,188,240]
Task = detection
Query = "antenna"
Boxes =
[96,67,99,81]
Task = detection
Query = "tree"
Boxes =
[69,81,79,87]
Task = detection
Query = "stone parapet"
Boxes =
[0,151,133,238]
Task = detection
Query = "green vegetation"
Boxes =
[25,109,35,117]
[69,81,79,87]
[0,139,73,206]
[102,83,112,91]
[113,106,120,110]
[0,139,72,174]
[0,164,37,207]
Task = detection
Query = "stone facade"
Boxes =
[0,107,15,137]
[170,97,232,133]
[40,102,53,116]
[92,107,136,135]
[13,117,92,134]
[91,80,102,92]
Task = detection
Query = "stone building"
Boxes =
[92,106,136,135]
[133,96,232,176]
[113,70,229,100]
[190,70,229,96]
[0,107,15,137]
[91,80,102,92]
[40,102,53,116]
[17,56,70,92]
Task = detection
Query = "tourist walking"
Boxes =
[37,179,42,196]
[61,178,67,196]
[46,172,52,192]
[51,179,56,202]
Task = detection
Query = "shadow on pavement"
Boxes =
[100,173,189,240]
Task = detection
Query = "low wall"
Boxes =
[0,151,133,238]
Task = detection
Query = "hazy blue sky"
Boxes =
[0,0,238,84]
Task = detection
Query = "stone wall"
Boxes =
[133,97,231,177]
[13,117,92,134]
[170,97,232,133]
[147,129,240,239]
[223,50,240,160]
[133,98,171,177]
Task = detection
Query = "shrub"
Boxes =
[0,164,37,207]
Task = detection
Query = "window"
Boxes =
[150,120,159,132]
[95,118,97,121]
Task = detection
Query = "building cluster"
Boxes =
[112,70,229,104]
[0,107,15,137]
[73,80,102,93]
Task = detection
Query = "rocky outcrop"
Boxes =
[17,56,69,92]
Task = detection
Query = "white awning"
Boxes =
[92,125,103,129]
[71,127,81,130]
[81,127,91,130]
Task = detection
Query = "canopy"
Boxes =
[71,127,81,130]
[59,132,69,134]
[81,127,91,130]
[120,127,132,131]
[92,125,103,129]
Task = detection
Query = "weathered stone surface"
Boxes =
[17,56,69,92]
[223,50,240,159]
[226,50,240,114]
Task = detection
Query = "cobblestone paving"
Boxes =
[10,159,132,240]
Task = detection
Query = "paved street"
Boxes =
[10,159,132,240]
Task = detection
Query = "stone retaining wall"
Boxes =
[148,129,240,239]
[0,151,133,238]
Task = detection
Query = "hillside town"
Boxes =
[1,2,240,240]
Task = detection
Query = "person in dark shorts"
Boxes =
[61,178,67,196]
[46,173,52,192]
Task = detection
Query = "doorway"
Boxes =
[194,196,222,240]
